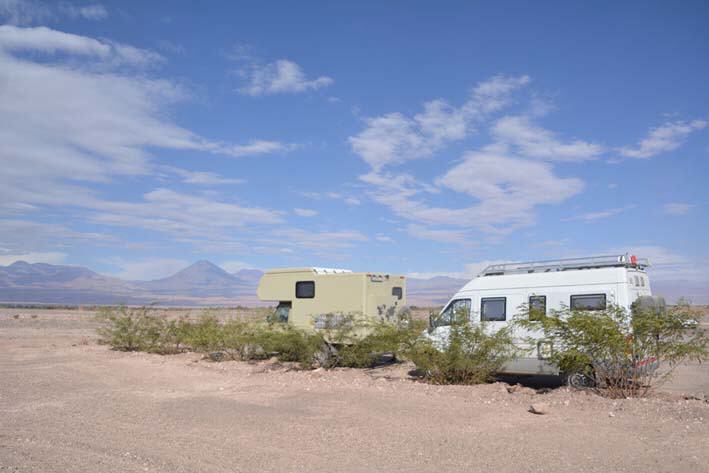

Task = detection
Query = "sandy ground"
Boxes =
[1,309,708,473]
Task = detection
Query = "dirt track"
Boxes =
[1,309,708,473]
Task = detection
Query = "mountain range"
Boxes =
[0,260,705,307]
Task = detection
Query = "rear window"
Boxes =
[570,294,606,311]
[392,286,403,300]
[295,281,315,299]
[481,297,506,321]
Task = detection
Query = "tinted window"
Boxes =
[529,295,546,321]
[640,277,645,287]
[481,297,506,321]
[634,276,640,287]
[435,299,471,327]
[295,281,315,299]
[570,294,606,311]
[392,286,403,300]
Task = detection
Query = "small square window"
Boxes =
[529,295,546,321]
[295,281,315,299]
[481,297,506,321]
[570,294,606,311]
[392,286,403,300]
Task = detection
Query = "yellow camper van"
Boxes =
[257,267,407,331]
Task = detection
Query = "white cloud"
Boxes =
[294,208,318,217]
[562,205,635,222]
[492,115,604,161]
[0,25,156,66]
[348,75,588,234]
[349,74,530,171]
[620,120,707,158]
[0,251,67,265]
[375,235,394,243]
[238,59,333,96]
[437,150,584,232]
[663,202,694,216]
[0,25,291,248]
[105,257,190,281]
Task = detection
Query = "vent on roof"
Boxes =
[312,267,352,274]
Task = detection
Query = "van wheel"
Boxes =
[562,371,596,389]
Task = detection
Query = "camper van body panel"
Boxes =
[435,265,653,375]
[257,269,406,332]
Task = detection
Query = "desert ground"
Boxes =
[1,308,708,473]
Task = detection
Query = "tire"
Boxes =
[562,371,596,389]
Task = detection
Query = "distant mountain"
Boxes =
[141,260,249,297]
[652,280,709,305]
[0,261,148,305]
[406,276,467,306]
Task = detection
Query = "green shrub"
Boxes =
[515,300,708,397]
[96,306,178,354]
[408,310,517,384]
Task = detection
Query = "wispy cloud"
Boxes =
[236,58,333,96]
[620,120,707,158]
[663,202,694,216]
[562,204,635,222]
[0,0,108,25]
[492,115,604,161]
[294,208,318,217]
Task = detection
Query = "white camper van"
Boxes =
[430,254,663,378]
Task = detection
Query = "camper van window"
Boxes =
[295,281,315,299]
[481,297,506,321]
[528,295,546,321]
[392,286,403,300]
[634,275,640,286]
[435,299,471,327]
[570,294,606,311]
[640,277,645,287]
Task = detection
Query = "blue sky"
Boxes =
[0,0,707,282]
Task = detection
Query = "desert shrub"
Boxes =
[408,310,518,384]
[97,306,173,353]
[515,300,707,398]
[257,324,327,366]
[181,315,223,353]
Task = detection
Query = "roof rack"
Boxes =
[480,254,650,276]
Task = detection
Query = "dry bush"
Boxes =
[409,310,517,384]
[515,300,707,398]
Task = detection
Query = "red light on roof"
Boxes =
[630,255,637,265]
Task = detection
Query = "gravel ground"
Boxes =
[1,309,708,473]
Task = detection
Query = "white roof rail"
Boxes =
[480,254,650,276]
